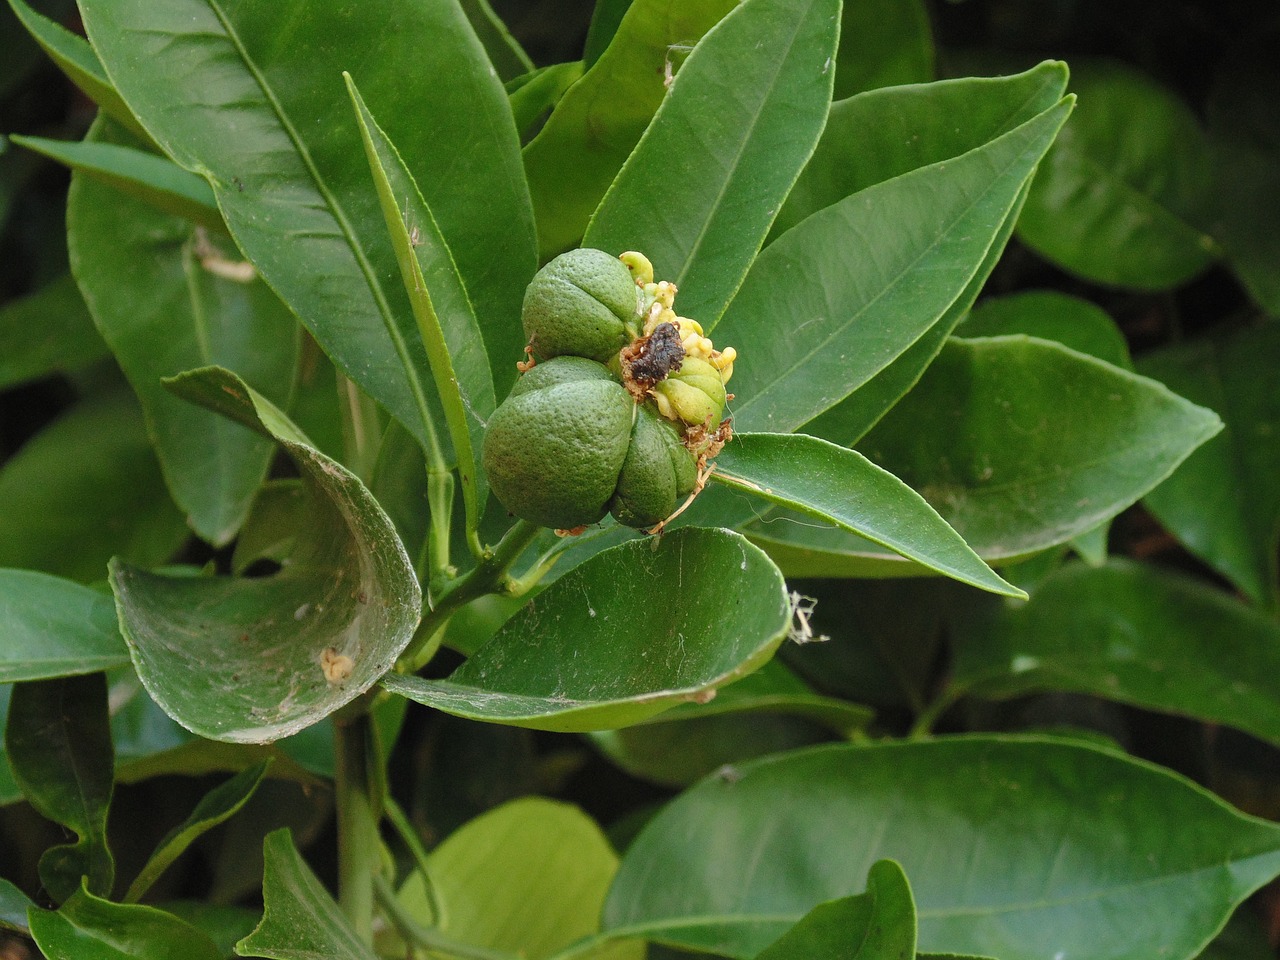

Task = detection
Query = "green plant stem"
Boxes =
[335,710,380,944]
[909,686,962,739]
[373,874,520,960]
[336,372,382,484]
[399,518,543,672]
[384,796,442,924]
[427,467,455,583]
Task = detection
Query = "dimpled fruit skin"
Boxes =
[483,358,635,529]
[609,405,698,528]
[522,249,641,363]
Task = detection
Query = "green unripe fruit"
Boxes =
[608,405,698,528]
[483,357,699,530]
[522,249,642,363]
[652,356,726,427]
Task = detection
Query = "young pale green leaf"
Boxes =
[111,366,421,743]
[772,61,1067,240]
[585,0,840,326]
[346,74,494,544]
[124,761,270,903]
[711,433,1023,597]
[383,527,790,732]
[6,675,114,903]
[755,861,916,960]
[523,0,737,257]
[15,132,223,231]
[1138,323,1280,610]
[951,559,1280,747]
[398,798,642,960]
[832,0,932,99]
[0,878,33,934]
[583,0,633,68]
[1017,61,1218,290]
[841,336,1221,564]
[5,0,151,142]
[0,393,188,582]
[509,61,584,142]
[235,829,378,960]
[79,0,534,432]
[459,0,532,81]
[0,570,127,683]
[29,886,223,960]
[716,97,1072,433]
[0,273,108,390]
[603,738,1280,960]
[69,117,298,547]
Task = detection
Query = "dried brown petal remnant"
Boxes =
[619,321,684,400]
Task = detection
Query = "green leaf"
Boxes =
[69,116,298,546]
[0,273,108,389]
[15,132,223,231]
[79,0,535,436]
[124,761,270,903]
[5,674,114,903]
[383,527,790,732]
[585,0,840,326]
[950,559,1280,748]
[1016,60,1218,290]
[603,737,1280,960]
[29,887,222,960]
[1138,323,1280,610]
[833,0,932,99]
[5,0,151,142]
[523,0,737,257]
[0,877,34,934]
[0,570,128,683]
[583,0,633,68]
[716,97,1072,433]
[111,366,421,743]
[346,73,495,544]
[509,61,584,142]
[398,798,642,959]
[755,860,916,959]
[0,392,188,583]
[711,433,1023,597]
[235,828,378,960]
[772,61,1067,241]
[829,336,1220,566]
[459,0,532,81]
[960,290,1132,370]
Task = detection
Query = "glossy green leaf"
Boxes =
[398,798,642,959]
[124,761,270,903]
[111,366,421,743]
[383,527,790,732]
[235,828,378,960]
[459,0,532,81]
[510,61,584,142]
[1138,323,1280,610]
[79,0,535,436]
[592,658,870,787]
[604,738,1280,960]
[523,0,737,257]
[0,570,127,683]
[716,98,1072,434]
[0,393,187,583]
[1017,61,1218,290]
[842,336,1220,565]
[346,74,494,541]
[711,433,1022,597]
[960,290,1132,369]
[585,0,840,326]
[29,887,222,960]
[16,132,223,231]
[583,0,632,68]
[1,877,34,934]
[6,675,114,903]
[832,0,932,99]
[5,0,150,142]
[0,273,108,389]
[773,61,1067,241]
[951,559,1280,747]
[69,117,298,546]
[756,860,915,960]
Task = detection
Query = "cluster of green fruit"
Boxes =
[482,249,736,532]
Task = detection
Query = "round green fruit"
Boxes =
[483,357,698,530]
[522,248,642,363]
